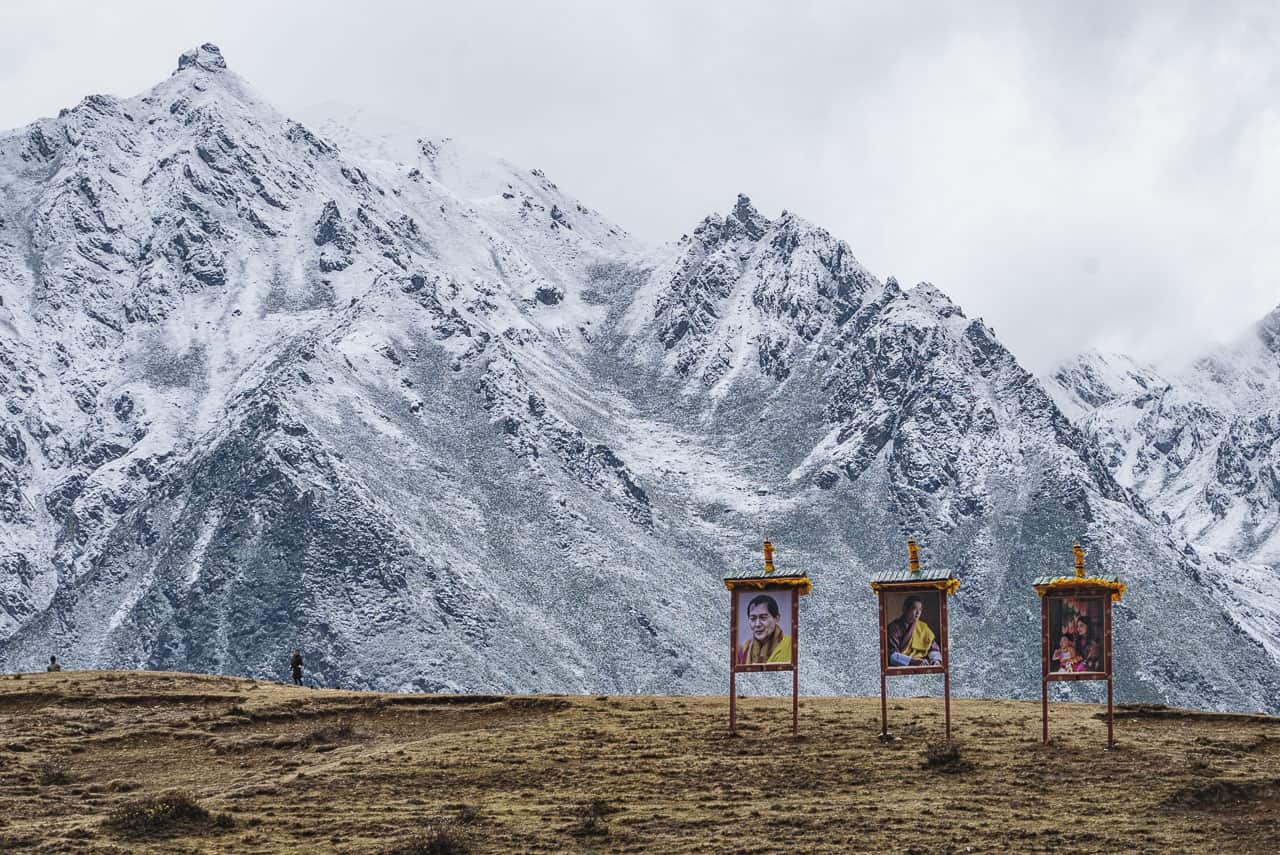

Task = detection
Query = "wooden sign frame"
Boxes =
[1040,586,1115,748]
[728,584,801,735]
[723,556,812,737]
[875,581,953,742]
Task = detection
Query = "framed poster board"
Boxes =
[870,541,960,742]
[1046,594,1107,676]
[734,588,796,669]
[724,542,812,736]
[1033,544,1126,749]
[881,588,945,674]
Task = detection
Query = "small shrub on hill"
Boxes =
[1187,751,1215,774]
[923,741,973,773]
[297,718,355,747]
[33,756,71,785]
[383,820,469,854]
[104,791,234,838]
[570,799,620,837]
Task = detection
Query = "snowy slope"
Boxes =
[1049,310,1280,666]
[1,44,1277,712]
[1051,312,1280,564]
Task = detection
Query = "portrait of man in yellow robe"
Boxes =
[885,594,942,667]
[737,593,793,665]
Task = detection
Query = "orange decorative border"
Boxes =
[723,575,812,595]
[870,577,960,596]
[1033,578,1126,602]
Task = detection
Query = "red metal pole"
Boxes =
[1105,599,1114,749]
[729,669,736,735]
[878,593,888,737]
[1042,595,1050,745]
[791,593,799,736]
[1042,678,1049,745]
[944,670,952,743]
[881,671,888,737]
[941,593,952,743]
[1107,675,1114,749]
[729,592,737,735]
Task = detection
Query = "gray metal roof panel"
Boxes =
[1031,575,1122,586]
[722,569,809,580]
[869,568,955,583]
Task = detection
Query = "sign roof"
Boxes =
[1031,574,1122,586]
[722,570,812,594]
[870,568,955,583]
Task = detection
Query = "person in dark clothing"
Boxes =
[46,655,61,673]
[1071,616,1093,665]
[290,649,304,686]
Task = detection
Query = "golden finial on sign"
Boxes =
[763,540,776,574]
[908,539,920,574]
[1073,541,1085,578]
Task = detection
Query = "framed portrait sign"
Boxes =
[734,588,795,669]
[723,541,812,736]
[870,540,960,742]
[1046,595,1107,677]
[880,588,945,675]
[1033,543,1126,749]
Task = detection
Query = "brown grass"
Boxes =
[922,740,972,772]
[382,820,470,854]
[0,670,1278,853]
[104,790,234,838]
[32,755,72,785]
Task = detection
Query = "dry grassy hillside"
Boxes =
[0,671,1276,853]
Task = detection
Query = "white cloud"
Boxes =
[1,0,1276,372]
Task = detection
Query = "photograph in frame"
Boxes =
[882,589,943,669]
[735,588,794,666]
[1048,595,1105,674]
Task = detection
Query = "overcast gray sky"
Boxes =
[3,1,1277,372]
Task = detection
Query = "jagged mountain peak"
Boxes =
[1257,302,1280,354]
[634,196,890,392]
[176,43,227,74]
[684,193,770,245]
[1048,349,1167,416]
[729,192,767,238]
[1048,299,1280,572]
[1,42,1277,714]
[904,281,965,319]
[685,196,854,254]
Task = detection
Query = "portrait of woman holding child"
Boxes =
[1049,598,1105,673]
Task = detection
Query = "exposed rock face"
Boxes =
[1050,319,1280,565]
[1049,314,1280,665]
[1,45,1277,711]
[177,43,228,73]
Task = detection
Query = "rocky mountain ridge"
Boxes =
[1049,309,1280,662]
[1049,308,1280,561]
[1,44,1277,712]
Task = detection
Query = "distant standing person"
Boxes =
[46,655,61,673]
[290,649,304,686]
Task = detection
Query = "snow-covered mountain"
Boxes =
[1049,310,1280,665]
[1050,311,1280,564]
[2,44,1277,712]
